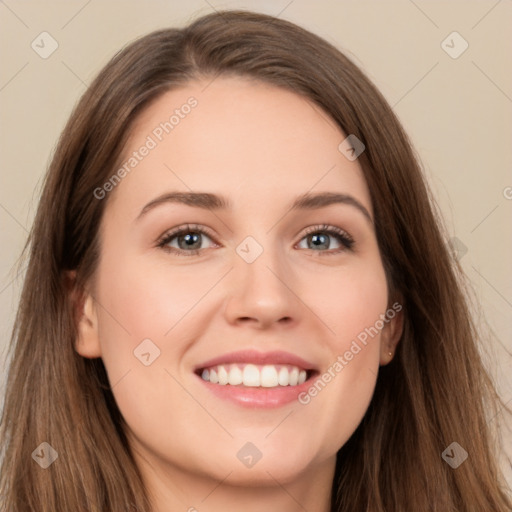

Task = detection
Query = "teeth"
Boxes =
[199,363,309,388]
[261,365,278,387]
[278,367,289,386]
[218,365,229,385]
[228,365,243,385]
[243,364,260,387]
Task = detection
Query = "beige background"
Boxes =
[1,0,511,485]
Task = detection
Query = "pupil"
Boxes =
[311,233,328,249]
[180,233,200,249]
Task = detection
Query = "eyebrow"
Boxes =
[290,192,372,223]
[137,191,373,224]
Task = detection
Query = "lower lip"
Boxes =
[196,374,316,408]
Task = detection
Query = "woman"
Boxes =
[1,10,510,512]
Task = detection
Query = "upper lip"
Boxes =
[195,350,318,372]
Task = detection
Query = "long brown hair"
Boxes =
[1,10,510,512]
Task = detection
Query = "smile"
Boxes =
[194,350,319,408]
[199,363,310,388]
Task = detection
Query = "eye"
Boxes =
[157,224,217,256]
[296,224,354,254]
[156,223,354,257]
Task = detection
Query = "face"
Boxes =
[76,76,402,492]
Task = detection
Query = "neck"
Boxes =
[135,449,336,512]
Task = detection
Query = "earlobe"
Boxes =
[379,306,404,366]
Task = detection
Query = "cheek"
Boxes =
[295,258,388,453]
[94,250,222,350]
[307,256,389,347]
[92,251,229,414]
[91,255,216,465]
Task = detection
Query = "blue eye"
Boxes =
[297,224,354,253]
[157,223,354,257]
[157,224,216,256]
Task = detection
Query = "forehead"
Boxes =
[109,76,372,216]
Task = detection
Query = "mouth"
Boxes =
[193,350,319,408]
[196,363,315,388]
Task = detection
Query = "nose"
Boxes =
[223,243,301,330]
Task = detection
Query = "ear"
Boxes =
[379,302,404,366]
[66,271,102,359]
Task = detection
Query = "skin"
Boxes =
[76,76,403,512]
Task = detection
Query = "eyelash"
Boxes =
[156,223,355,257]
[302,224,355,253]
[157,224,218,257]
